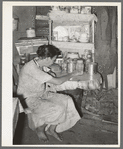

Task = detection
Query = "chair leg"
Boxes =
[26,113,35,131]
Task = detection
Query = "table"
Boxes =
[47,71,102,117]
[54,71,102,90]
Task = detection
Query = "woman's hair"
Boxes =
[37,44,61,59]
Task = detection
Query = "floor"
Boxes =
[13,112,118,145]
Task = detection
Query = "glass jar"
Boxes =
[67,59,76,73]
[20,55,26,65]
[61,60,67,72]
[76,59,84,73]
[85,58,92,72]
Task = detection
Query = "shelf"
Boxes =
[15,39,48,55]
[52,41,94,54]
[49,11,97,22]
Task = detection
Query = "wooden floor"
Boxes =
[13,113,118,146]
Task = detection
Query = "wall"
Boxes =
[92,6,117,89]
[13,6,117,89]
[13,6,36,65]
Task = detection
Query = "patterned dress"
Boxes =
[17,59,81,133]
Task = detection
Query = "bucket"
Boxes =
[26,28,36,38]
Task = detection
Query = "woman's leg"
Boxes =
[35,124,48,142]
[46,125,62,142]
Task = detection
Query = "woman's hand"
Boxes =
[47,70,83,85]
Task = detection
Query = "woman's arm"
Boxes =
[47,71,82,85]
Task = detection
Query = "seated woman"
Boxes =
[17,44,82,142]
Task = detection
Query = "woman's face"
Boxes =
[48,55,57,66]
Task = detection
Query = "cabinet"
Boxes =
[48,11,98,56]
[35,20,49,38]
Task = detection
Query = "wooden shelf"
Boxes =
[52,41,94,55]
[15,40,48,55]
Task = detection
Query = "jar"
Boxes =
[79,33,89,43]
[55,57,63,66]
[76,59,84,73]
[85,7,91,14]
[84,24,90,34]
[61,60,67,72]
[84,49,92,60]
[26,28,36,38]
[67,59,76,73]
[20,55,26,65]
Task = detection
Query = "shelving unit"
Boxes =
[52,41,94,55]
[48,10,98,56]
[15,12,98,60]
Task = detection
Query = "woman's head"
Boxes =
[36,44,61,67]
[37,44,61,59]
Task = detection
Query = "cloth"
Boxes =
[46,78,101,92]
[17,59,81,133]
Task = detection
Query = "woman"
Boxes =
[17,44,82,142]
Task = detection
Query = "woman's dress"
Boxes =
[17,59,81,133]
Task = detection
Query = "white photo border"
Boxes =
[2,1,121,147]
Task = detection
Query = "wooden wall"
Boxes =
[13,6,36,65]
